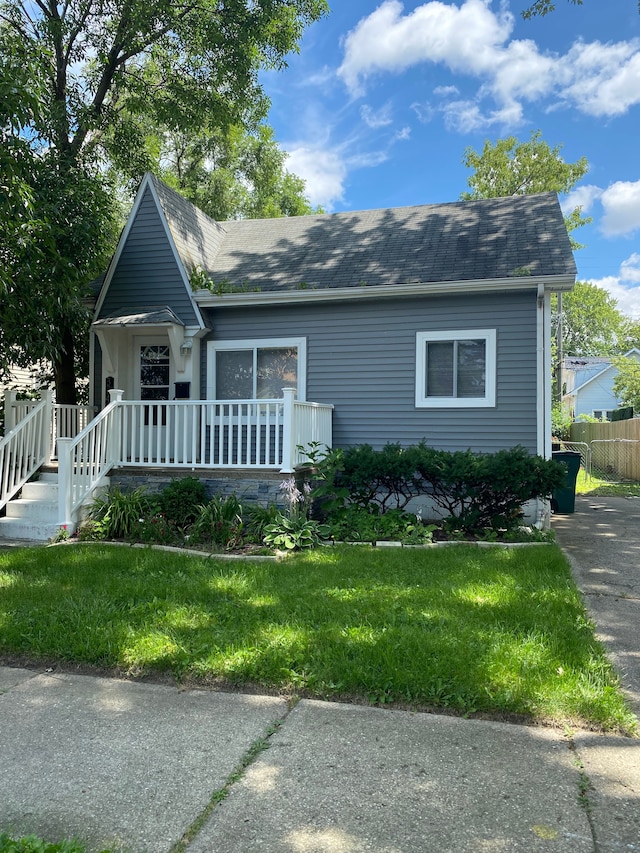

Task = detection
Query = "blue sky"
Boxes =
[262,0,640,317]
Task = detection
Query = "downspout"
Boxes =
[536,282,553,529]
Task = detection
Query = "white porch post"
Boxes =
[280,387,296,473]
[57,436,74,531]
[107,389,124,466]
[4,390,17,433]
[43,390,54,464]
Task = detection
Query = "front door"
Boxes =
[134,337,174,460]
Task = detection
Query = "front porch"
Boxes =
[0,388,333,538]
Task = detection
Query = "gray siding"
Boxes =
[201,290,539,454]
[98,187,199,326]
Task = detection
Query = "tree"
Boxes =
[612,356,640,412]
[461,130,590,249]
[561,282,631,357]
[0,0,328,402]
[156,123,321,221]
[522,1,639,20]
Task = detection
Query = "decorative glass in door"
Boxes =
[140,345,170,425]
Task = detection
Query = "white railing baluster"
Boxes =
[0,396,51,512]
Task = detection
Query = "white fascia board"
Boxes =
[194,275,576,308]
[145,178,206,332]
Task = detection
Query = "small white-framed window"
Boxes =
[415,329,496,408]
[593,410,614,421]
[207,337,307,400]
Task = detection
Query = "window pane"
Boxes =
[140,345,170,399]
[257,347,298,399]
[216,350,253,399]
[426,341,454,396]
[457,339,486,398]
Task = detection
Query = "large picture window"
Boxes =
[416,330,496,408]
[208,338,307,400]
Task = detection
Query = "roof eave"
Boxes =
[194,274,576,308]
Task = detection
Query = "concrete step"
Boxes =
[6,498,58,521]
[0,472,60,542]
[21,480,58,501]
[0,517,60,541]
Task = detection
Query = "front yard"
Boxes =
[0,543,635,734]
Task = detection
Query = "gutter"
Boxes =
[194,274,576,308]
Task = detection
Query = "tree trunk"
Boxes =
[54,324,78,405]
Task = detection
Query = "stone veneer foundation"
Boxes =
[107,468,287,507]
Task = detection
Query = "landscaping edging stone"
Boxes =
[49,538,553,559]
[49,540,280,561]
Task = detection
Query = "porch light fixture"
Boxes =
[180,339,193,354]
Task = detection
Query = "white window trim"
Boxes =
[207,337,307,401]
[415,329,496,408]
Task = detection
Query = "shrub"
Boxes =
[334,443,424,512]
[325,504,435,544]
[191,494,244,549]
[159,477,207,532]
[315,442,565,537]
[245,503,281,543]
[87,486,157,540]
[263,513,326,550]
[415,444,565,534]
[551,402,573,441]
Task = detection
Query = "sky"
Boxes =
[262,0,640,317]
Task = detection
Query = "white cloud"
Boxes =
[394,126,411,141]
[337,0,640,127]
[433,85,460,97]
[590,259,640,320]
[562,185,603,217]
[338,0,512,96]
[284,146,347,210]
[410,101,435,123]
[441,98,523,133]
[600,180,640,237]
[560,41,640,117]
[620,253,640,284]
[360,103,394,127]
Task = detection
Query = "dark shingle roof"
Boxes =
[150,175,575,293]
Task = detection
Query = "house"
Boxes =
[562,350,640,421]
[0,174,576,539]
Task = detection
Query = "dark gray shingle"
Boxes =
[151,176,575,293]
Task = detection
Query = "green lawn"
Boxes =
[576,469,640,497]
[0,543,635,733]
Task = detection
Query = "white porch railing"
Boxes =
[0,393,52,512]
[57,395,123,527]
[56,388,333,530]
[3,390,96,459]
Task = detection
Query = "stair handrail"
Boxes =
[57,390,124,531]
[0,392,53,512]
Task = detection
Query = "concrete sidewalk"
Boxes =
[553,495,640,716]
[1,667,639,853]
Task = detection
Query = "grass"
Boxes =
[0,834,114,853]
[575,469,640,497]
[0,543,635,733]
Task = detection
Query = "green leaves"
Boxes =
[263,512,326,550]
[612,355,640,412]
[461,130,590,250]
[0,0,327,395]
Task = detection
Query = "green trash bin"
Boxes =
[551,450,581,513]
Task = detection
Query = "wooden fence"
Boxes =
[570,419,640,481]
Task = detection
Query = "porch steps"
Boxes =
[0,472,61,541]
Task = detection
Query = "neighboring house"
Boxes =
[0,173,576,538]
[562,350,640,420]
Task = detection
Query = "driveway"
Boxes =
[553,495,640,716]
